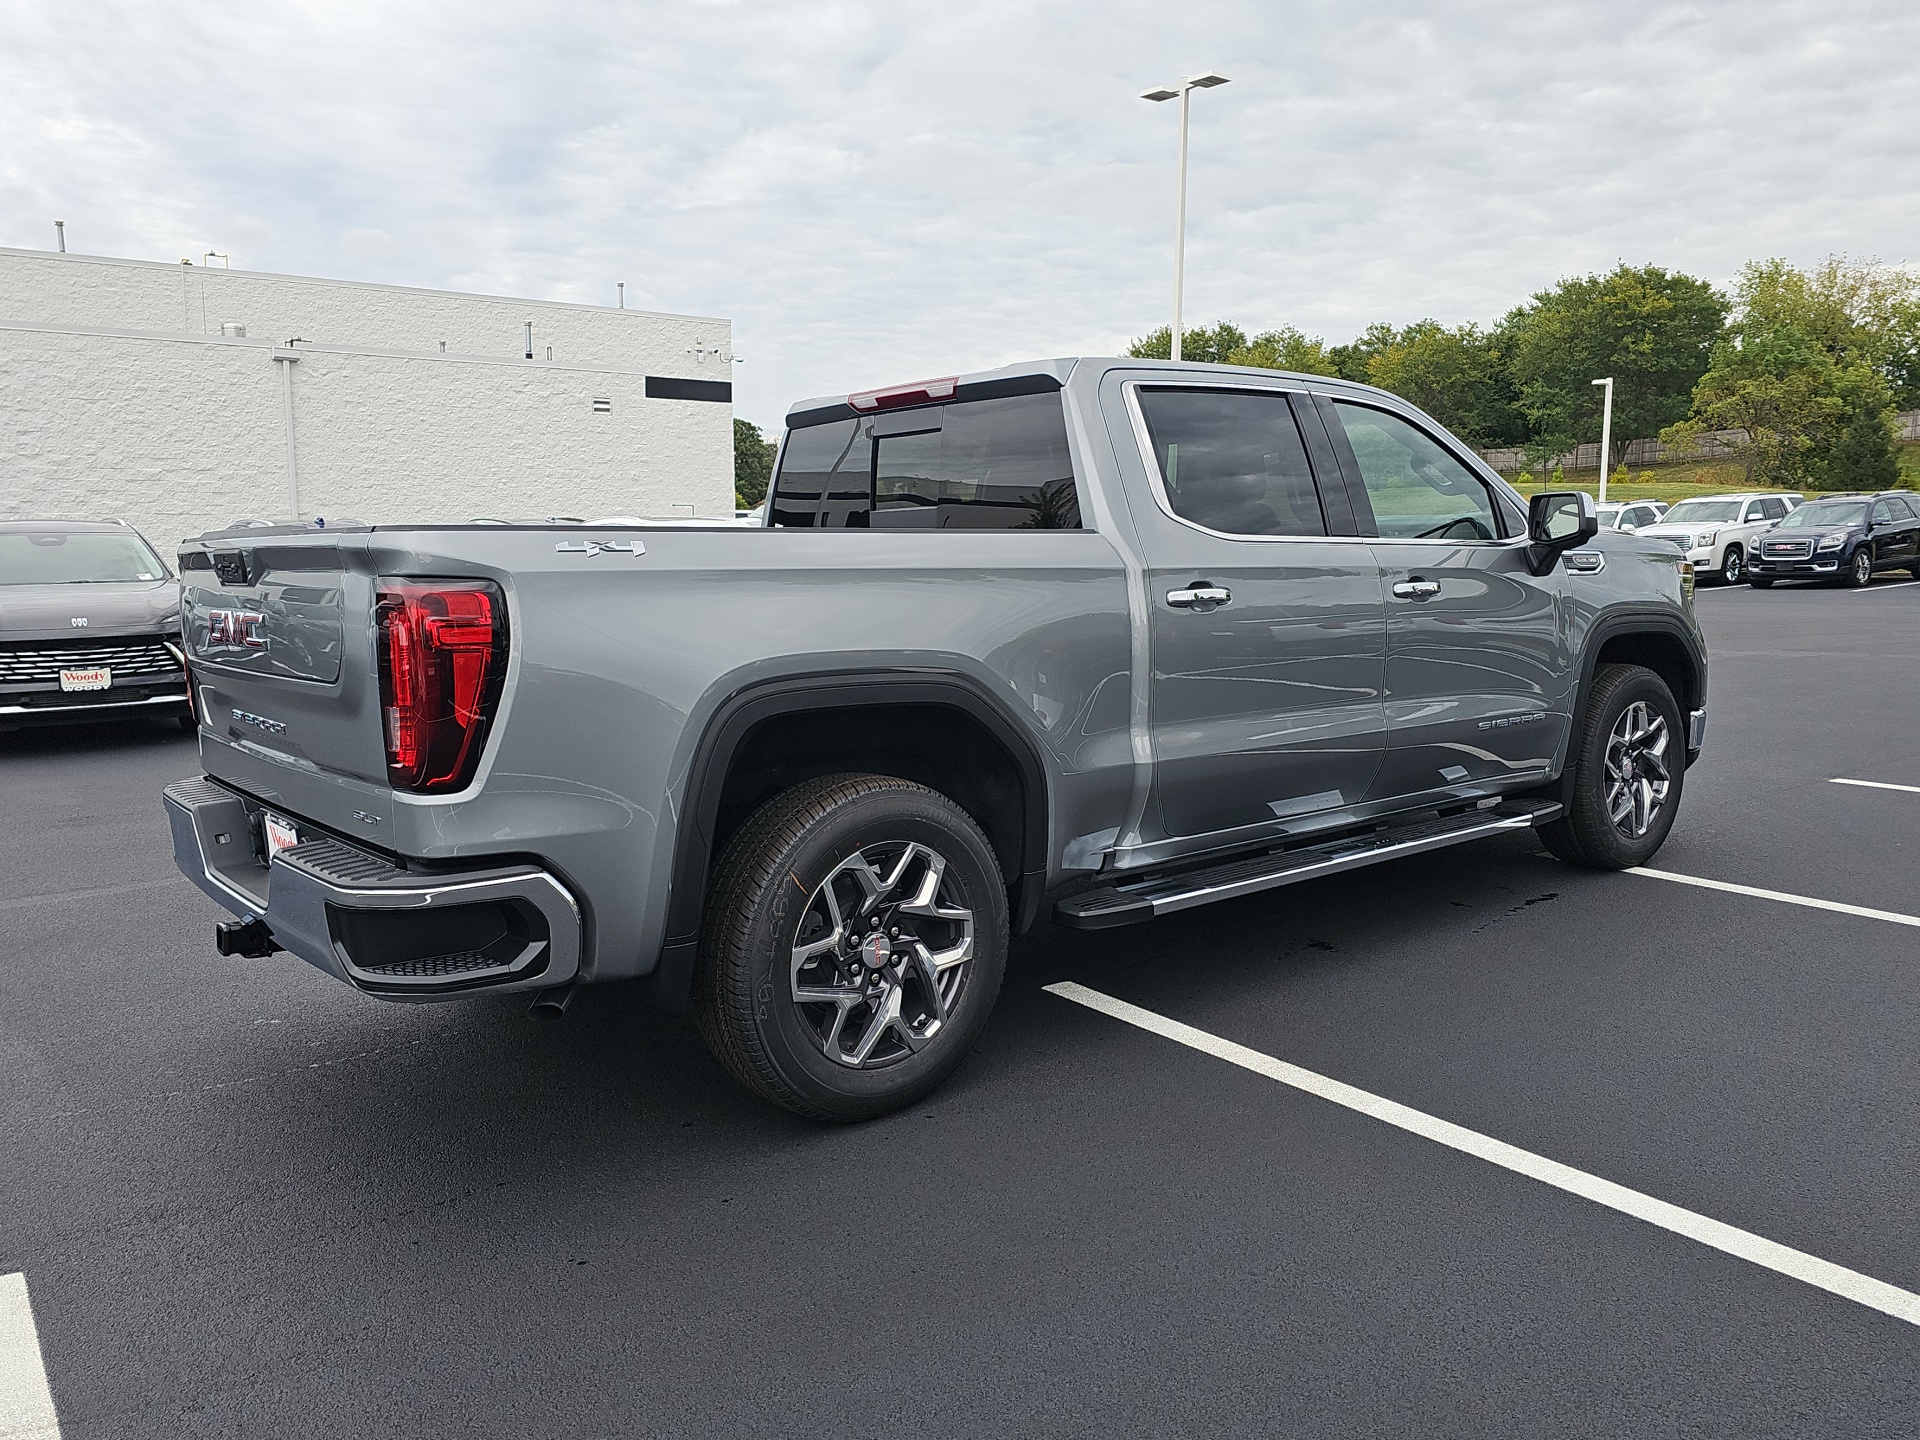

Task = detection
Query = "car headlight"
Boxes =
[1817,531,1846,552]
[1695,530,1718,549]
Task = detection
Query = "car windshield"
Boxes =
[1777,500,1868,528]
[1661,500,1744,524]
[0,531,169,585]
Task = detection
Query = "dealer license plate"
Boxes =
[59,666,111,692]
[263,813,301,858]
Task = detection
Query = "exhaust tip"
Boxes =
[528,982,576,1021]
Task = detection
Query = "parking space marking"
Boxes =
[1627,867,1920,929]
[0,1273,61,1440]
[1830,777,1920,795]
[1044,982,1920,1330]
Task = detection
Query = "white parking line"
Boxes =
[1045,982,1920,1330]
[1627,867,1920,929]
[1831,777,1920,795]
[0,1274,60,1440]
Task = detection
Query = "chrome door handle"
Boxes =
[1166,586,1231,608]
[1392,580,1441,600]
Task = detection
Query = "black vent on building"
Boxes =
[591,397,612,413]
[645,376,731,404]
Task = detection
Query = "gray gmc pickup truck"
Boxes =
[165,357,1706,1119]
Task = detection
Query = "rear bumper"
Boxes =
[164,776,581,1000]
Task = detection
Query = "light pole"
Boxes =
[1591,377,1614,503]
[1141,71,1229,363]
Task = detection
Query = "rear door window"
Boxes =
[1133,388,1328,537]
[1329,403,1503,541]
[771,391,1080,530]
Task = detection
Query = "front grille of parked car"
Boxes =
[0,636,180,683]
[1763,540,1814,559]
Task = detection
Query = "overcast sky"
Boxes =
[4,1,1917,427]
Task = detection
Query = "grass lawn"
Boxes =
[1500,443,1920,504]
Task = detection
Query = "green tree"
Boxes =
[1360,320,1526,445]
[1738,254,1920,408]
[733,417,774,510]
[1127,321,1248,363]
[1504,264,1728,467]
[1327,322,1401,383]
[1225,326,1341,377]
[1811,367,1901,491]
[1660,321,1846,486]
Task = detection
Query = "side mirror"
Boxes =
[1526,491,1598,576]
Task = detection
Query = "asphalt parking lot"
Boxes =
[4,578,1918,1438]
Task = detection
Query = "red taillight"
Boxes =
[847,376,958,411]
[375,579,508,793]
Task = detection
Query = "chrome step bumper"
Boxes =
[164,776,581,998]
[1054,799,1565,930]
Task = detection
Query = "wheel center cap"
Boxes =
[860,932,894,970]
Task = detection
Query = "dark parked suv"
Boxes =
[0,519,192,729]
[1748,492,1920,588]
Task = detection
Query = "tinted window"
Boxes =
[1759,498,1787,520]
[770,420,865,528]
[1889,496,1918,520]
[1134,388,1326,537]
[1872,500,1896,524]
[872,394,1079,530]
[771,393,1079,530]
[1332,403,1500,541]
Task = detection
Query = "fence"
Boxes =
[1476,410,1920,475]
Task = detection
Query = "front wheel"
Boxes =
[694,773,1008,1122]
[1846,549,1874,588]
[1720,546,1744,585]
[1538,664,1685,870]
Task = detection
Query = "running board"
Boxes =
[1054,799,1564,930]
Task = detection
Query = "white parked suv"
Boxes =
[1635,493,1801,584]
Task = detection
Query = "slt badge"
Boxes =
[555,539,646,557]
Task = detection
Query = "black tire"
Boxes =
[1537,664,1685,870]
[1748,575,1774,589]
[1720,546,1744,585]
[1845,548,1874,588]
[694,773,1008,1122]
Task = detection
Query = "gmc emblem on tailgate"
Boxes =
[207,609,267,648]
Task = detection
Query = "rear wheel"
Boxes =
[1538,664,1684,870]
[694,773,1008,1122]
[1720,546,1745,585]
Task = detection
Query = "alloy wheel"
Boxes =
[1722,548,1743,584]
[1604,700,1671,839]
[1852,551,1873,586]
[788,841,975,1068]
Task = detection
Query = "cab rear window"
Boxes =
[771,392,1081,530]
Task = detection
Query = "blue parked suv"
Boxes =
[1748,492,1920,588]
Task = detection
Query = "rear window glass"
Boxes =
[0,531,168,585]
[771,392,1080,530]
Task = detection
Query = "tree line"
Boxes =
[1129,256,1920,491]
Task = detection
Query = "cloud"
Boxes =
[3,0,1917,426]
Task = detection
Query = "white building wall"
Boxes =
[0,250,734,558]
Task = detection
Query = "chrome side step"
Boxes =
[1053,799,1564,930]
